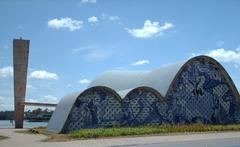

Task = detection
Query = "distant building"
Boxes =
[48,55,240,133]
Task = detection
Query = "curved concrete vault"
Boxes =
[48,55,240,133]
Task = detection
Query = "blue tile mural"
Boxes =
[122,88,167,126]
[63,87,123,133]
[62,58,240,133]
[166,59,240,124]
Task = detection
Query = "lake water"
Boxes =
[0,120,48,128]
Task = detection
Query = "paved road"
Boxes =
[111,137,240,147]
[0,129,240,147]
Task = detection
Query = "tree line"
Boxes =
[0,108,54,120]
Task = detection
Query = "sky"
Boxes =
[0,0,240,111]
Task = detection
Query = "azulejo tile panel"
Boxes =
[63,87,123,133]
[166,59,240,124]
[122,88,167,126]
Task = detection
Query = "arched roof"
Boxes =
[82,86,123,102]
[89,62,184,97]
[47,92,81,133]
[117,88,134,98]
[89,55,239,98]
[89,71,148,92]
[47,86,121,133]
[166,55,240,101]
[123,86,164,100]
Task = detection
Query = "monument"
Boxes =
[13,38,29,128]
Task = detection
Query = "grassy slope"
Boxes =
[69,124,240,139]
[28,124,240,141]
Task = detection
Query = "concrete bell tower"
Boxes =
[13,38,29,128]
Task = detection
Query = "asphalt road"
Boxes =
[0,129,240,147]
[110,137,240,147]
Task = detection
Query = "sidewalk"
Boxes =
[0,128,240,147]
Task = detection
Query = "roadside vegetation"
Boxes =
[24,124,240,141]
[68,124,240,139]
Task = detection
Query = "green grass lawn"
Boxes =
[68,124,240,139]
[27,124,240,141]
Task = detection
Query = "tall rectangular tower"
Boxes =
[13,38,29,128]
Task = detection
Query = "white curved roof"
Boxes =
[117,88,134,98]
[89,70,148,92]
[48,62,184,133]
[89,61,185,96]
[47,92,81,133]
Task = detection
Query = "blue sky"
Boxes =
[0,0,240,110]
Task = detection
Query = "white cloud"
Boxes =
[0,96,4,101]
[48,17,83,31]
[72,46,98,53]
[88,16,98,23]
[207,48,240,63]
[192,48,240,67]
[28,95,59,104]
[109,16,119,21]
[29,70,58,80]
[28,98,39,103]
[86,49,109,59]
[73,46,110,60]
[126,20,174,38]
[80,0,96,4]
[44,95,59,103]
[0,66,13,78]
[78,78,91,84]
[27,84,36,89]
[0,96,13,111]
[101,14,120,21]
[131,60,150,66]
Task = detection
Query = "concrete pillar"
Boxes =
[13,38,29,128]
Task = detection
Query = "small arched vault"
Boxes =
[62,86,123,133]
[122,86,167,126]
[48,55,240,133]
